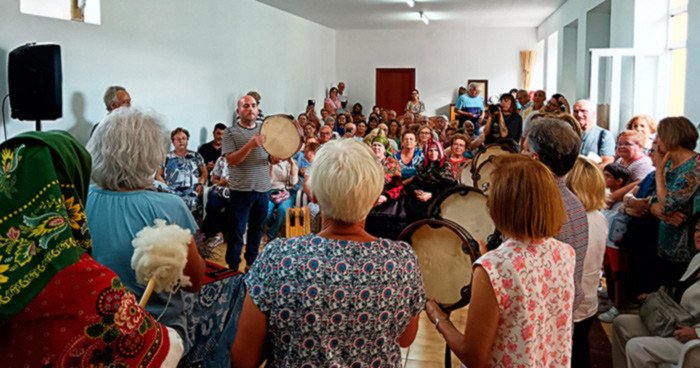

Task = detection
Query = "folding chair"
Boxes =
[286,206,310,238]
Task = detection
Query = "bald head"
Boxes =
[237,95,259,125]
[572,99,596,131]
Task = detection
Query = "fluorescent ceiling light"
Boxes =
[420,11,429,25]
[405,0,415,8]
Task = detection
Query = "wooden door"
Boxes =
[376,68,415,114]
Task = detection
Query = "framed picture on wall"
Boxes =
[467,79,488,100]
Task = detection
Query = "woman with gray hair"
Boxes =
[86,107,248,366]
[86,107,205,356]
[232,138,426,367]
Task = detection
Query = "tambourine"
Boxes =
[260,114,304,160]
[471,143,517,195]
[429,185,495,246]
[399,218,479,311]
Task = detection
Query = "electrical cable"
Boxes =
[1,94,9,141]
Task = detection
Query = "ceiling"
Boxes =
[257,0,569,30]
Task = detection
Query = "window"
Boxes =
[667,0,688,115]
[20,0,101,25]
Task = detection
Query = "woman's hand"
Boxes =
[376,195,388,206]
[425,300,448,325]
[673,326,698,343]
[415,190,432,202]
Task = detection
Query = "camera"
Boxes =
[307,99,315,106]
[487,95,501,113]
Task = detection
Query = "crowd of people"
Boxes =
[0,80,697,367]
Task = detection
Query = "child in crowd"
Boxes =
[599,162,632,322]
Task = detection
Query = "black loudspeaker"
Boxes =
[8,43,62,121]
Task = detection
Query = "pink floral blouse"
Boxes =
[475,238,576,367]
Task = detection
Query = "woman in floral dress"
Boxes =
[426,155,576,367]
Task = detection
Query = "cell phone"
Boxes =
[308,99,315,106]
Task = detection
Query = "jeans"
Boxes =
[225,190,269,271]
[202,188,228,238]
[265,191,295,239]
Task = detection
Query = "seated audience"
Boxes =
[156,127,208,212]
[446,133,472,179]
[566,157,609,367]
[417,125,434,148]
[201,155,228,247]
[264,157,299,241]
[356,120,368,138]
[366,131,405,239]
[396,131,424,181]
[425,154,576,367]
[404,139,457,220]
[198,122,226,178]
[612,215,700,368]
[232,139,426,367]
[0,131,180,367]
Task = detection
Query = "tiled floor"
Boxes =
[205,241,613,367]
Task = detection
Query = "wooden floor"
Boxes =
[205,240,614,367]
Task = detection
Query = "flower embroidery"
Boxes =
[0,256,9,284]
[114,294,145,332]
[63,196,86,230]
[6,226,20,240]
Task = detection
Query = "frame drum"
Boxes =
[260,114,303,160]
[429,185,494,246]
[471,143,517,195]
[458,161,473,187]
[399,218,478,311]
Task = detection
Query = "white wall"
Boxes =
[336,27,537,116]
[685,0,700,128]
[0,0,336,146]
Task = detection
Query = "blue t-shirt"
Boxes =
[86,187,199,352]
[581,126,615,157]
[456,95,484,118]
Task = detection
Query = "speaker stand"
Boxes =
[35,119,42,131]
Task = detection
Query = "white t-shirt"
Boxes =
[573,210,608,322]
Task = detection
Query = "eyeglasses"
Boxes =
[617,141,636,147]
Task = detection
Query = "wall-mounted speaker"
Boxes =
[8,43,62,121]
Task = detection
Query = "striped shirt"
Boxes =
[556,177,589,311]
[222,122,270,192]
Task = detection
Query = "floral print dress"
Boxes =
[245,234,426,367]
[475,238,576,367]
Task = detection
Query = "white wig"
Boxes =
[307,139,383,224]
[87,107,169,190]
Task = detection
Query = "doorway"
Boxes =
[376,68,415,114]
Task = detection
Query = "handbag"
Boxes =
[270,189,290,205]
[639,286,697,337]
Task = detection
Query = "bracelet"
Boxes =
[434,316,450,329]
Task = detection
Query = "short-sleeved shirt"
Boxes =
[617,155,654,182]
[581,126,615,157]
[455,94,484,123]
[221,122,270,192]
[197,141,221,165]
[245,234,426,367]
[86,187,199,352]
[395,149,424,179]
[476,238,576,366]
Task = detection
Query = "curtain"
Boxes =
[520,50,534,90]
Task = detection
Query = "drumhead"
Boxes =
[458,162,473,187]
[430,186,494,245]
[399,218,477,310]
[260,115,303,159]
[472,142,516,175]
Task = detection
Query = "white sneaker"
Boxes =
[598,306,620,323]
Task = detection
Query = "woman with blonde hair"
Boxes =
[232,139,425,367]
[426,155,576,367]
[626,114,657,152]
[566,156,609,367]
